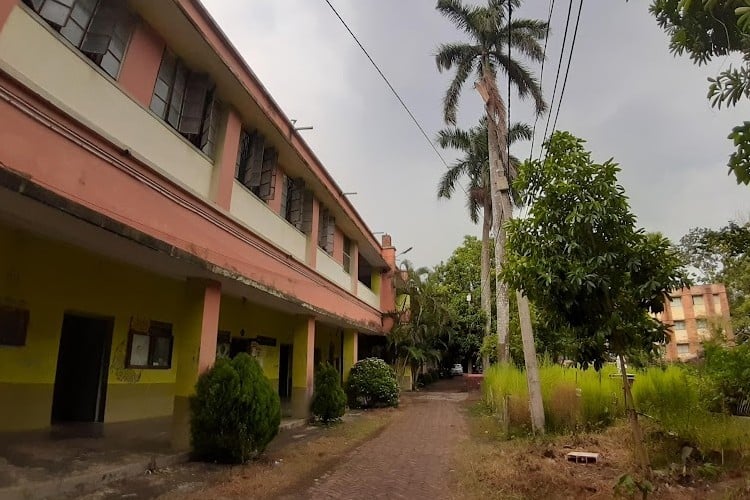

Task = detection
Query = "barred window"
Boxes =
[25,0,134,79]
[235,129,278,201]
[317,208,335,255]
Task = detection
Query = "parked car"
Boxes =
[450,363,464,377]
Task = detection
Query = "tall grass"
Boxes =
[483,363,750,455]
[483,363,622,433]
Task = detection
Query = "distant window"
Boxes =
[672,320,685,331]
[24,0,134,79]
[235,129,278,201]
[317,208,335,255]
[692,295,704,306]
[696,318,708,330]
[343,236,352,273]
[677,344,690,355]
[150,50,220,157]
[358,254,373,289]
[713,294,722,309]
[126,320,173,369]
[670,296,682,308]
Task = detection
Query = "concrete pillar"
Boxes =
[291,316,315,418]
[350,241,359,295]
[209,108,242,210]
[342,329,358,382]
[267,169,286,215]
[305,197,320,268]
[171,279,221,450]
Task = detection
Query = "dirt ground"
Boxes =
[455,397,750,500]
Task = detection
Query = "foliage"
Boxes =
[633,365,750,454]
[311,362,346,423]
[345,358,400,408]
[678,220,750,341]
[190,353,281,463]
[614,473,654,499]
[698,340,750,414]
[483,362,623,434]
[388,262,449,388]
[503,131,690,368]
[646,0,750,183]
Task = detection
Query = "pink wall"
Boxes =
[198,280,222,372]
[210,108,241,210]
[0,75,384,332]
[333,227,344,265]
[0,0,16,32]
[118,20,164,108]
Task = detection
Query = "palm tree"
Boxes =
[436,119,531,370]
[436,0,547,433]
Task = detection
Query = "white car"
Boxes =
[450,363,464,376]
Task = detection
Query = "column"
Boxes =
[291,316,315,418]
[209,108,242,210]
[171,279,221,450]
[342,329,358,382]
[118,20,165,107]
[350,241,359,294]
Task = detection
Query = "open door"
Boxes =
[278,343,293,399]
[51,314,113,423]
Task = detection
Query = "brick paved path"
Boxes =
[284,381,467,499]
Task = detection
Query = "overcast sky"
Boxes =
[202,0,750,268]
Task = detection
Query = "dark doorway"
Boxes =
[278,343,293,399]
[230,337,251,358]
[51,314,113,424]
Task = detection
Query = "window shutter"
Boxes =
[200,93,220,157]
[288,178,305,230]
[259,148,278,201]
[235,130,251,180]
[301,190,315,235]
[317,208,329,249]
[241,131,264,189]
[326,217,335,254]
[179,72,210,135]
[80,0,126,55]
[279,173,289,218]
[38,0,75,27]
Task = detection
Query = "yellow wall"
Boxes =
[0,225,183,430]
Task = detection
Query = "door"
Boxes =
[278,343,293,399]
[51,314,113,423]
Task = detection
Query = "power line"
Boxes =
[549,0,584,138]
[538,0,574,161]
[322,0,454,172]
[529,0,555,161]
[507,0,512,182]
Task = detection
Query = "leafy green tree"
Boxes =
[311,362,346,423]
[502,131,690,471]
[345,358,400,408]
[645,0,750,183]
[436,122,532,368]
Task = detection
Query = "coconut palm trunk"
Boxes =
[479,62,545,434]
[480,195,492,370]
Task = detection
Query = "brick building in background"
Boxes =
[659,284,733,361]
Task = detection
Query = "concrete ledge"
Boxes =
[0,452,190,500]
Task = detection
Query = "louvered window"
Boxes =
[25,0,134,79]
[318,208,335,255]
[342,236,352,273]
[150,50,220,157]
[235,129,278,201]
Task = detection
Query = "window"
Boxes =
[149,50,220,157]
[284,178,313,233]
[713,294,722,309]
[343,236,352,273]
[235,129,278,201]
[670,296,682,308]
[25,0,134,79]
[358,254,373,289]
[696,318,708,330]
[672,320,685,331]
[677,344,690,355]
[317,208,335,255]
[126,320,173,369]
[692,295,704,306]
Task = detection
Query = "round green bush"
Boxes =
[311,362,347,423]
[345,357,400,408]
[190,353,281,463]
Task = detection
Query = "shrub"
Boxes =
[311,362,346,423]
[190,353,281,463]
[345,357,400,408]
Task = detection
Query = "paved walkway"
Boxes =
[282,379,468,499]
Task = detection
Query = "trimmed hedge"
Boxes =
[311,362,347,423]
[345,357,400,408]
[190,353,281,463]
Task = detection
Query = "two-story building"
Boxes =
[0,0,398,447]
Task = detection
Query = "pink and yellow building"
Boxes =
[0,0,398,447]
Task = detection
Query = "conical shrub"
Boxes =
[311,362,347,423]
